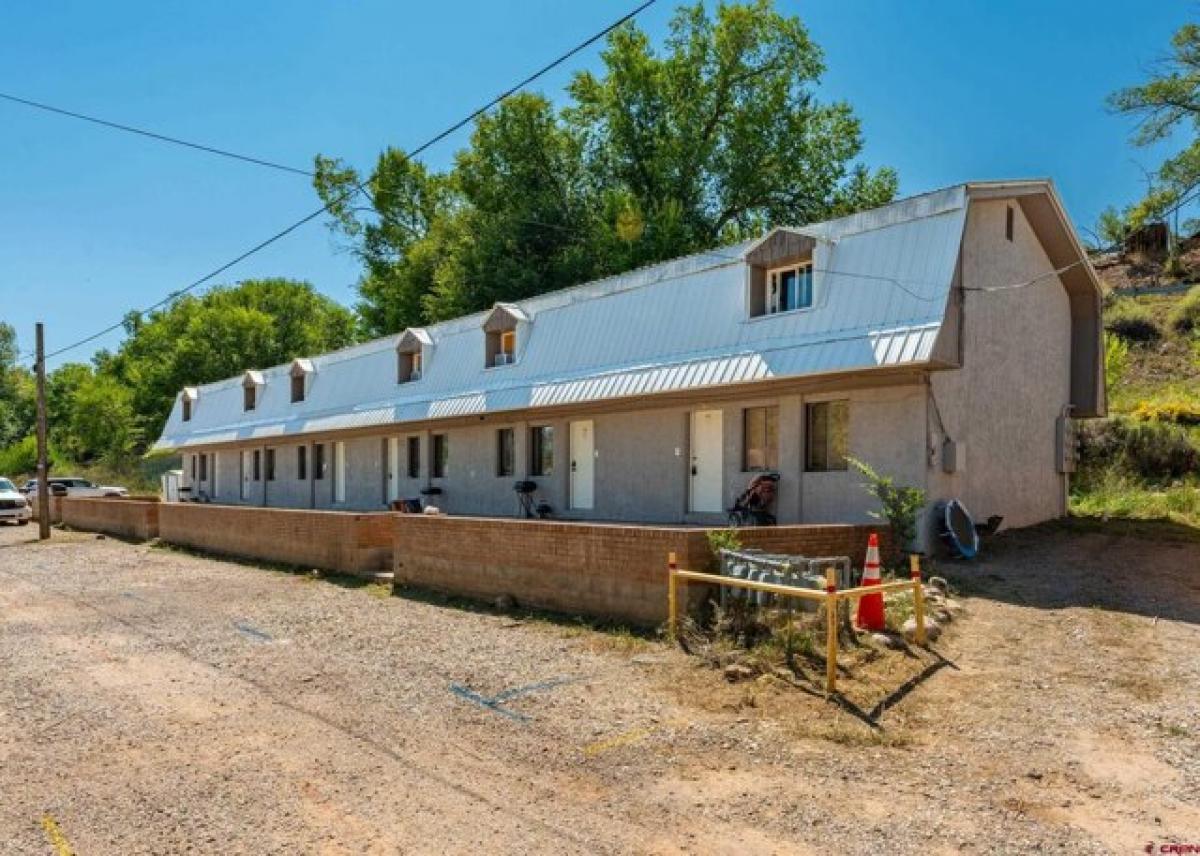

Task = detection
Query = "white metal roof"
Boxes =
[155,184,980,451]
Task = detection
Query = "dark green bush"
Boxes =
[1169,286,1200,335]
[1104,300,1162,343]
[1079,418,1198,482]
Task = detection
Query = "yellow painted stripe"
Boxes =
[40,813,74,856]
[583,727,653,758]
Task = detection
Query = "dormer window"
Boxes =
[745,228,818,318]
[181,387,198,422]
[483,303,527,368]
[497,330,515,365]
[242,371,264,412]
[290,359,314,403]
[398,348,422,382]
[396,328,431,383]
[766,262,813,314]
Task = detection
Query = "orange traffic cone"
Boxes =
[855,533,886,631]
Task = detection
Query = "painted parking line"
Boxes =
[233,621,272,643]
[40,813,73,856]
[449,677,575,722]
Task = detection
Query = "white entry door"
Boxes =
[333,441,347,504]
[240,450,252,500]
[387,437,400,503]
[689,409,723,513]
[570,420,594,510]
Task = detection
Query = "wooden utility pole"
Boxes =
[35,323,50,540]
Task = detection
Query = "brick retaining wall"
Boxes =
[157,504,394,577]
[62,497,160,541]
[393,517,888,626]
[30,495,63,524]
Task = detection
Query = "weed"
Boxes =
[1168,285,1200,334]
[847,456,925,554]
[1105,298,1163,343]
[1158,722,1191,739]
[705,529,743,568]
[884,590,916,631]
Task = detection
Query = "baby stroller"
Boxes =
[727,472,779,526]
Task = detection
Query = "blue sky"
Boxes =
[0,0,1190,367]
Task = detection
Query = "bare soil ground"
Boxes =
[0,521,1197,854]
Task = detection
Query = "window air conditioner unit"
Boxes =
[493,352,513,366]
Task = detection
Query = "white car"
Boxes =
[0,478,32,525]
[22,477,129,498]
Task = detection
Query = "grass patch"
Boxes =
[1070,473,1200,529]
[1054,512,1200,543]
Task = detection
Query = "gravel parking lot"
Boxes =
[0,521,1197,854]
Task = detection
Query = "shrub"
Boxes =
[1168,286,1200,335]
[1104,334,1130,391]
[1132,398,1200,426]
[1079,418,1198,482]
[847,457,926,553]
[0,435,38,477]
[1104,299,1162,343]
[705,528,743,569]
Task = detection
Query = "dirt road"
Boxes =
[0,521,1196,854]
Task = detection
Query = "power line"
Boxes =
[0,90,315,177]
[29,0,659,364]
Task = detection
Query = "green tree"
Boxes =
[1109,22,1200,228]
[45,362,95,459]
[67,373,141,469]
[567,1,896,247]
[0,322,35,450]
[104,278,357,440]
[315,0,896,334]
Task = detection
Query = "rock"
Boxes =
[493,593,517,611]
[723,664,755,683]
[933,608,953,625]
[927,575,949,593]
[309,569,322,579]
[95,534,107,540]
[903,616,941,643]
[941,597,965,614]
[870,631,905,650]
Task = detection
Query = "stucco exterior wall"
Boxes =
[800,385,927,525]
[929,198,1072,531]
[169,382,931,528]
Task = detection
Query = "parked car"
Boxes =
[22,477,129,498]
[0,478,32,525]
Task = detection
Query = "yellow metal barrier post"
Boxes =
[909,553,927,646]
[667,551,678,641]
[824,567,838,695]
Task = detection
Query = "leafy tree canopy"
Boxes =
[315,0,897,335]
[101,278,357,442]
[0,322,35,450]
[1109,22,1200,231]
